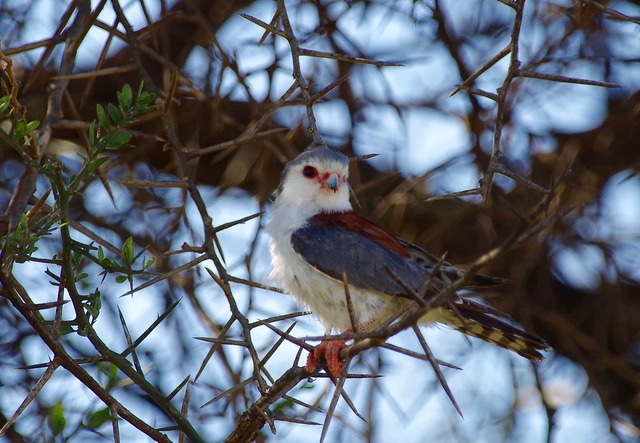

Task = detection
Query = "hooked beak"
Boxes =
[324,173,340,192]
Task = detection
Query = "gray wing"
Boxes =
[290,225,429,297]
[396,238,510,289]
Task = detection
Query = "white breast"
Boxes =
[266,203,401,332]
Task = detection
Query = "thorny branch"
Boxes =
[0,275,172,442]
[481,0,526,203]
[275,0,324,145]
[1,0,638,442]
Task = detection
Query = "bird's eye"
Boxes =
[302,166,317,178]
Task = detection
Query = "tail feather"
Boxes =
[440,299,550,361]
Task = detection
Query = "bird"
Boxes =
[266,145,549,376]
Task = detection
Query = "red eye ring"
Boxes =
[302,166,317,178]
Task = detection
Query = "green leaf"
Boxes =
[25,120,40,133]
[72,249,83,266]
[137,91,156,107]
[115,275,128,284]
[273,399,294,415]
[100,257,114,268]
[118,84,133,109]
[143,256,155,270]
[105,130,131,149]
[85,304,100,320]
[96,104,110,130]
[108,363,118,380]
[75,272,89,282]
[0,95,9,116]
[136,81,145,100]
[108,103,123,125]
[121,237,135,266]
[88,121,96,146]
[59,325,75,335]
[13,119,27,138]
[86,156,110,173]
[86,407,111,429]
[49,402,66,436]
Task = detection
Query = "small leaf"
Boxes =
[0,95,10,115]
[115,275,128,284]
[137,91,156,106]
[108,103,123,125]
[85,304,100,320]
[118,84,133,109]
[84,292,102,321]
[96,104,110,130]
[14,119,27,138]
[136,82,145,100]
[49,402,66,436]
[106,130,131,149]
[75,272,89,282]
[143,256,155,270]
[121,237,134,266]
[273,399,294,415]
[72,249,83,266]
[59,325,75,335]
[88,121,96,146]
[86,407,111,429]
[25,120,40,133]
[86,156,110,173]
[108,363,118,379]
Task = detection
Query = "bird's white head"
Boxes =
[275,147,351,214]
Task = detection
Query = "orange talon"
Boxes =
[305,346,320,374]
[306,336,350,376]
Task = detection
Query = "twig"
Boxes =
[275,0,324,145]
[425,187,481,202]
[342,271,358,333]
[493,164,550,194]
[0,359,60,436]
[380,343,461,370]
[190,129,286,158]
[516,70,620,88]
[450,43,511,97]
[412,325,463,417]
[299,48,401,67]
[481,0,526,203]
[453,85,499,101]
[320,365,352,443]
[52,63,138,79]
[310,75,350,105]
[207,268,269,395]
[575,0,640,24]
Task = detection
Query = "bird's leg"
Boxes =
[306,330,353,376]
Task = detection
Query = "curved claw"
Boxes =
[306,339,348,376]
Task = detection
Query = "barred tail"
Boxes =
[430,300,550,361]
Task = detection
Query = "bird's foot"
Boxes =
[306,331,352,377]
[306,339,346,376]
